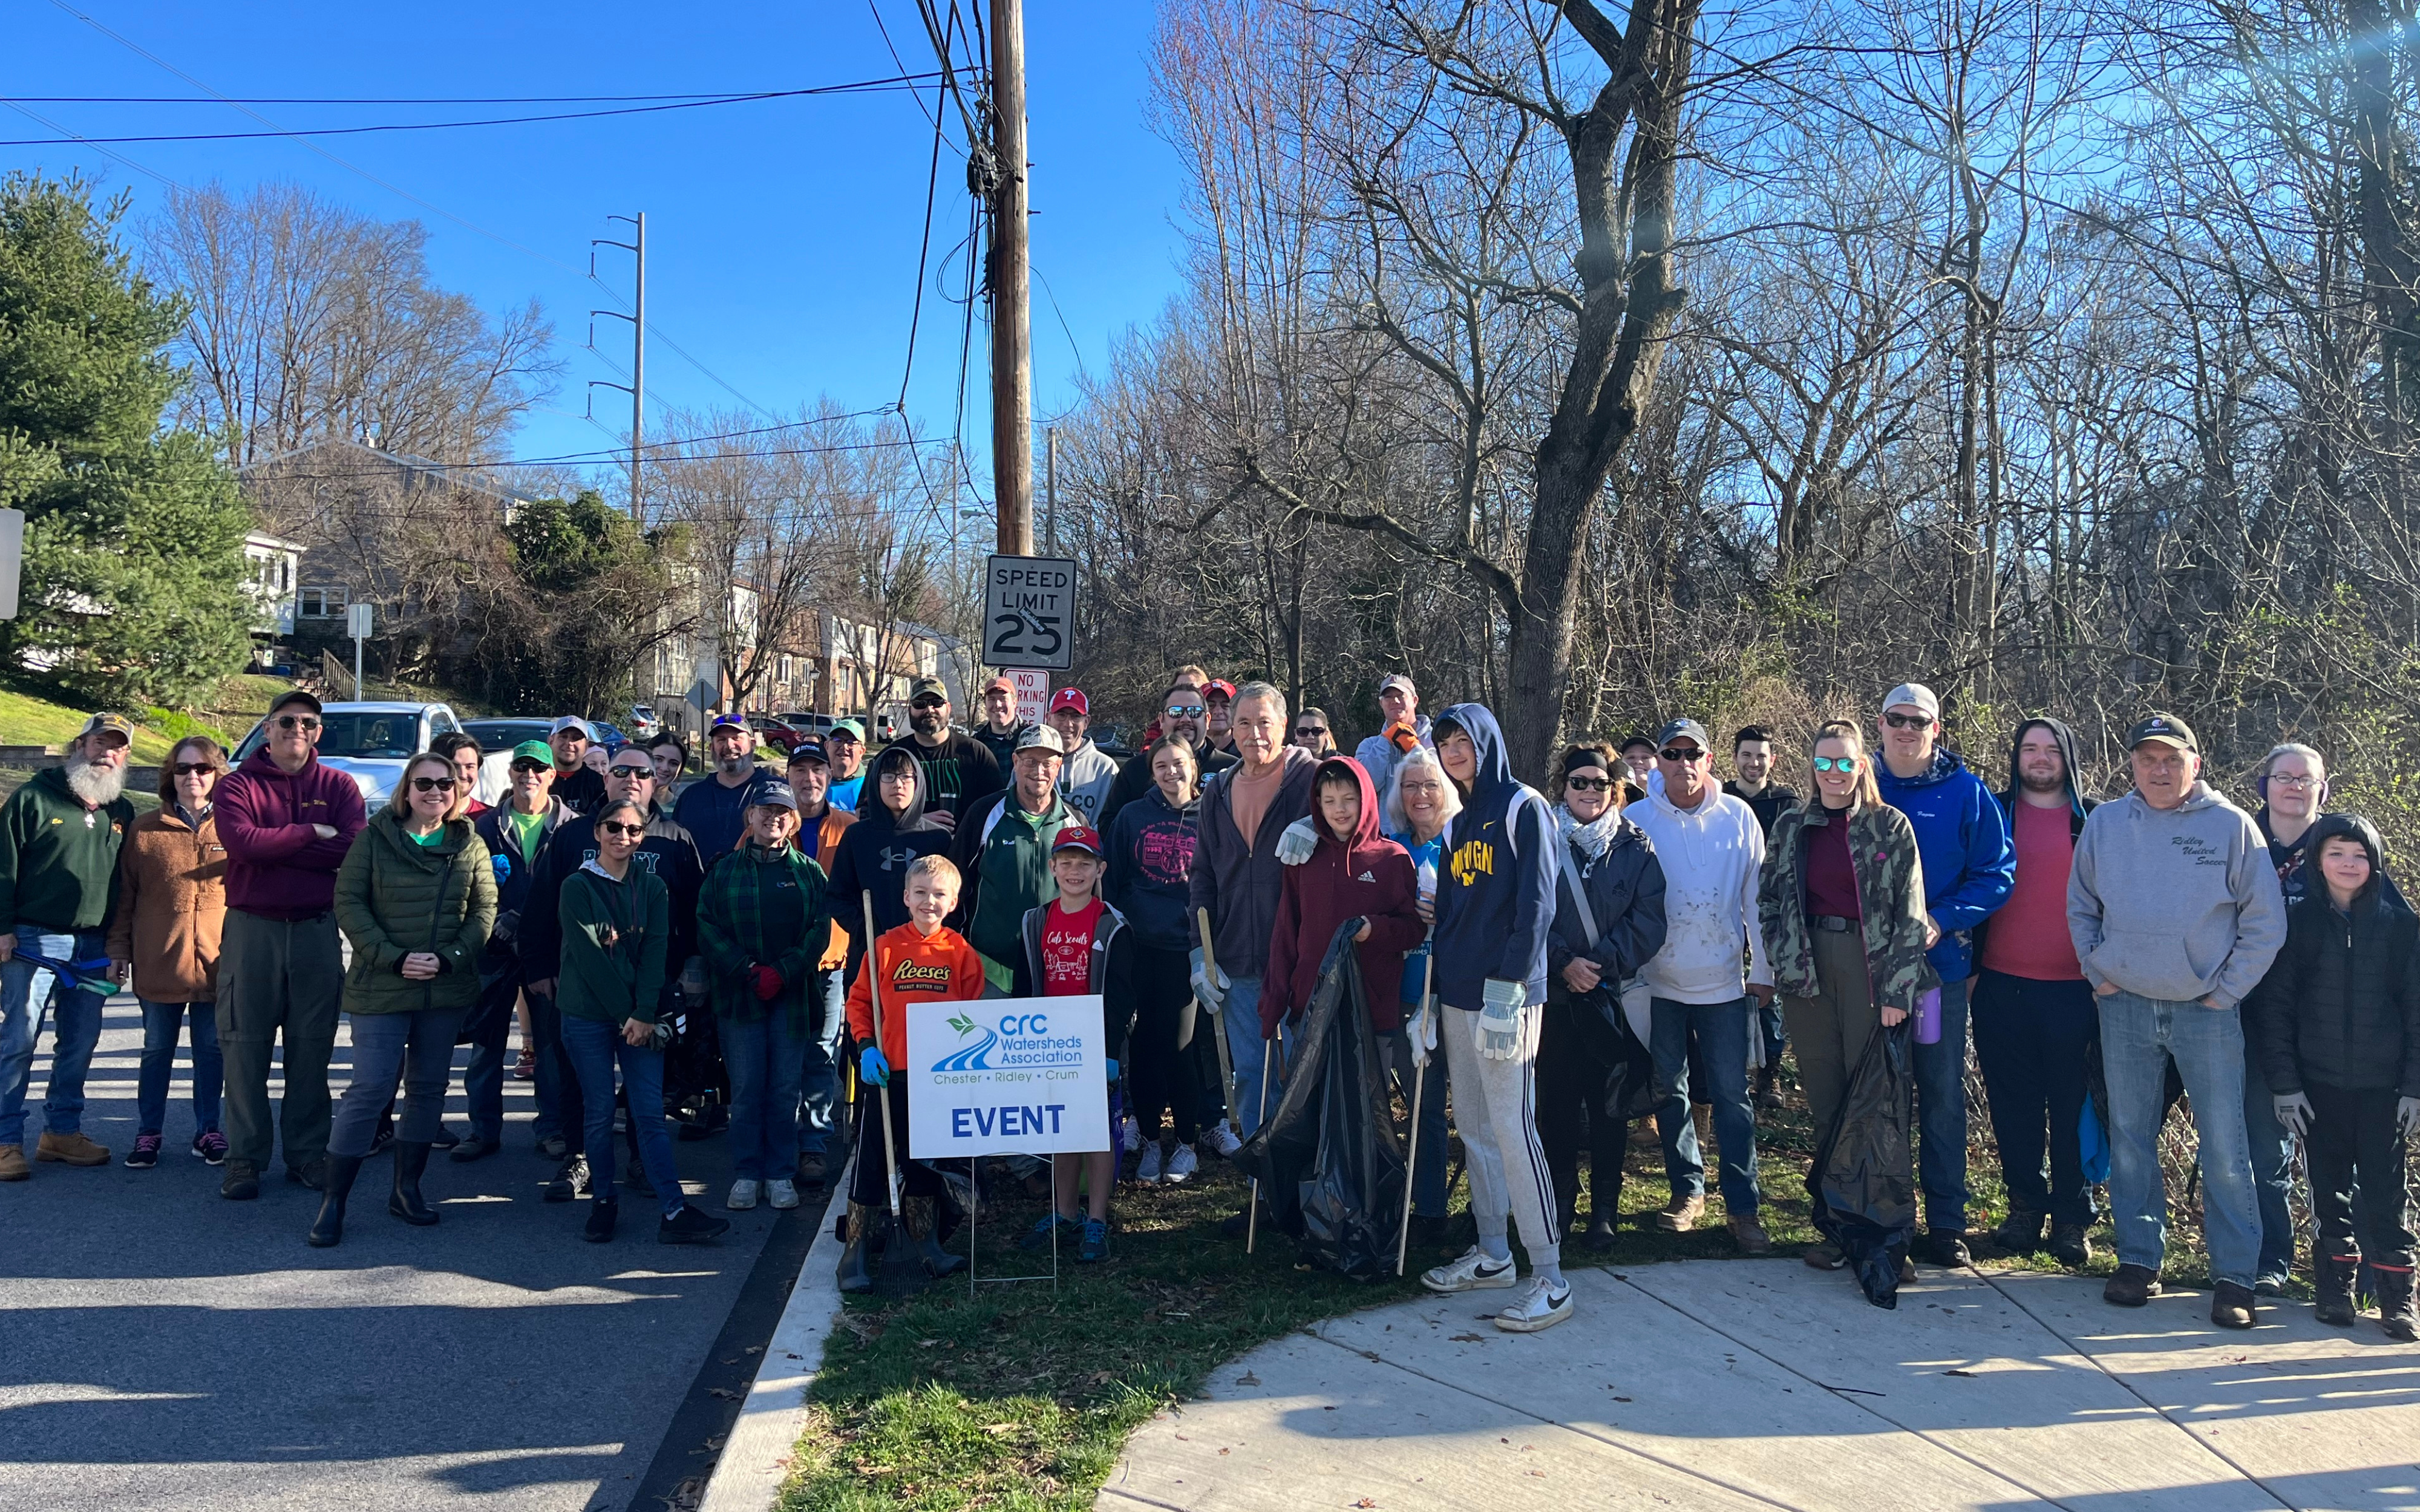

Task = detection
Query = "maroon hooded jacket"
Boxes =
[214,747,368,919]
[1262,756,1426,1034]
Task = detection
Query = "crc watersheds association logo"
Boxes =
[929,1009,1083,1074]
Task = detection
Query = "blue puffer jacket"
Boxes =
[1431,703,1558,1009]
[1874,747,2015,981]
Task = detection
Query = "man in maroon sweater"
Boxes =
[212,689,366,1199]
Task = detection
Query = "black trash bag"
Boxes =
[1235,920,1407,1279]
[1581,986,1661,1124]
[1809,1021,1916,1309]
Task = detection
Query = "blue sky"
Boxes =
[2,1,1188,482]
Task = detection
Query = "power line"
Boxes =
[0,77,935,146]
[6,86,934,104]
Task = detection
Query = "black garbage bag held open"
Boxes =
[1235,920,1407,1279]
[1583,985,1661,1125]
[1809,1020,1916,1308]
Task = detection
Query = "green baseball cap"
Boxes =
[829,719,866,741]
[510,740,555,764]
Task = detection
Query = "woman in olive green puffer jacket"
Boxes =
[312,754,498,1247]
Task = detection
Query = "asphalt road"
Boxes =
[0,991,817,1512]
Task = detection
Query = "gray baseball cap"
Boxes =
[1653,718,1712,754]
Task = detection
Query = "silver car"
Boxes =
[232,700,482,809]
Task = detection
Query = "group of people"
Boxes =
[1,666,2412,1344]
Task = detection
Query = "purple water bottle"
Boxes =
[1913,986,1942,1045]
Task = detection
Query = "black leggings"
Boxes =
[849,1078,947,1208]
[1535,994,1630,1227]
[2307,1081,2418,1269]
[1125,943,1201,1143]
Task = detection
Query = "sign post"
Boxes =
[0,508,21,622]
[347,601,373,698]
[982,554,1075,672]
[1009,669,1050,726]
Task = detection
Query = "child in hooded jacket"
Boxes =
[1261,757,1425,1038]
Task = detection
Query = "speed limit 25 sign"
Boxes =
[983,554,1076,671]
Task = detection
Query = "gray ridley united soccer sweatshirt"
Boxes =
[2065,781,2286,1010]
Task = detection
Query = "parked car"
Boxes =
[628,703,662,739]
[747,714,807,755]
[775,711,840,740]
[589,720,629,754]
[232,701,476,809]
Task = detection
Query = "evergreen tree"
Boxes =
[0,172,252,706]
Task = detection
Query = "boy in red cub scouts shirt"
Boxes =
[1264,757,1426,1044]
[1014,825,1136,1263]
[839,854,984,1292]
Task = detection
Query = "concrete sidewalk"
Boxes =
[1099,1260,2420,1511]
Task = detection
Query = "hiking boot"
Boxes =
[837,1202,877,1292]
[1655,1194,1705,1233]
[220,1159,261,1200]
[1421,1246,1519,1294]
[543,1155,588,1203]
[2377,1265,2418,1341]
[1915,1230,1972,1268]
[583,1199,618,1243]
[192,1130,228,1165]
[659,1202,731,1245]
[727,1179,760,1211]
[1754,1066,1784,1111]
[307,1153,365,1248]
[125,1134,163,1169]
[1494,1276,1575,1332]
[1804,1239,1845,1270]
[2211,1280,2258,1330]
[2104,1263,2162,1307]
[2314,1253,2359,1327]
[388,1142,439,1226]
[794,1150,828,1187]
[1990,1207,2045,1256]
[2047,1222,2093,1269]
[0,1145,28,1182]
[1729,1214,1773,1256]
[1165,1144,1199,1184]
[1078,1217,1111,1263]
[36,1130,108,1165]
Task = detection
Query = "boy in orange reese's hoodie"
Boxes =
[839,853,985,1289]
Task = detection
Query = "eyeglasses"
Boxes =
[598,821,644,837]
[2268,774,2317,789]
[509,760,549,775]
[171,761,217,777]
[409,776,457,793]
[1566,775,1612,792]
[1811,756,1859,773]
[1883,711,1932,731]
[272,715,321,731]
[1165,703,1206,718]
[1658,747,1704,764]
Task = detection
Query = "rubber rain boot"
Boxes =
[904,1195,966,1278]
[306,1153,365,1248]
[837,1202,877,1294]
[388,1141,439,1226]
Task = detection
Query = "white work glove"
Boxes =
[1407,1003,1438,1069]
[1189,947,1226,1013]
[1275,815,1320,866]
[2273,1091,2313,1140]
[2399,1097,2420,1138]
[1475,977,1524,1060]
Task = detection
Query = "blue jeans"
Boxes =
[137,999,222,1138]
[0,929,108,1145]
[1757,994,1787,1071]
[1220,976,1297,1139]
[798,973,845,1157]
[2242,1028,2298,1283]
[528,987,571,1146]
[561,1016,682,1219]
[1912,974,1972,1233]
[1650,995,1761,1216]
[2098,990,2261,1288]
[722,1011,806,1182]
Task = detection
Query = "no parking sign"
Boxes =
[904,995,1110,1159]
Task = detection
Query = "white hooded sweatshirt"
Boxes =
[1628,769,1773,1005]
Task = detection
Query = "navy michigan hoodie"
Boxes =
[1431,703,1558,1011]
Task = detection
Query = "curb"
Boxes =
[698,1162,852,1512]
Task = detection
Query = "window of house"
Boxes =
[298,586,349,617]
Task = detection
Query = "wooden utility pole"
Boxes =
[989,0,1033,555]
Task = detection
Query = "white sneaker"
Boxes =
[1136,1142,1165,1184]
[726,1179,760,1211]
[765,1177,799,1210]
[1494,1276,1575,1332]
[1208,1121,1243,1158]
[1421,1245,1519,1294]
[1165,1144,1199,1184]
[1121,1115,1141,1154]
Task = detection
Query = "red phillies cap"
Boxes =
[1051,824,1105,858]
[1203,679,1237,700]
[1048,688,1088,716]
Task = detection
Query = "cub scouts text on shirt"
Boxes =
[905,994,1111,1158]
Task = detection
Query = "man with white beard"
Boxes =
[0,714,139,1180]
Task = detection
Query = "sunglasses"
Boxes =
[597,820,644,837]
[1658,747,1704,763]
[1883,711,1932,731]
[171,761,218,777]
[1165,703,1206,718]
[1811,756,1859,773]
[1294,726,1327,737]
[273,715,321,731]
[409,775,457,793]
[911,697,947,710]
[609,764,655,778]
[1566,775,1612,792]
[510,760,550,775]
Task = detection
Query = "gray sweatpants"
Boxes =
[1442,1002,1560,1268]
[215,910,344,1172]
[332,1008,465,1159]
